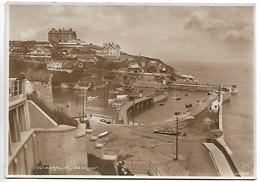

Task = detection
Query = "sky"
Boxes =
[8,4,254,64]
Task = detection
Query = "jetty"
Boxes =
[117,96,153,124]
[117,92,168,124]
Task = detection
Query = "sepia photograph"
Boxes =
[5,2,255,179]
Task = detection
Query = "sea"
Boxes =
[170,61,255,176]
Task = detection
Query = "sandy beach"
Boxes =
[88,107,217,176]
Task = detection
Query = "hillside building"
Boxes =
[98,42,120,57]
[48,28,77,43]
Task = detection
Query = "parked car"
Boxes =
[100,119,112,124]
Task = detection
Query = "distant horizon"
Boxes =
[8,4,254,64]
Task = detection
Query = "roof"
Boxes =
[103,42,120,49]
[128,63,141,69]
[28,46,51,53]
[180,74,196,79]
[49,28,76,33]
[77,54,97,59]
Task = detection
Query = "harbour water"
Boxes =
[52,60,254,176]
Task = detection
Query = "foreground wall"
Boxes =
[9,101,89,175]
[36,126,88,175]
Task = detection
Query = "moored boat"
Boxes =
[153,128,180,135]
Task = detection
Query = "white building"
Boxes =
[25,46,51,59]
[100,42,120,57]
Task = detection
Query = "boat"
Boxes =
[185,103,192,109]
[231,85,238,94]
[98,131,109,138]
[159,103,165,106]
[174,97,181,101]
[153,128,180,136]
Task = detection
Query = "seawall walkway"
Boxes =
[203,93,240,177]
[203,142,234,176]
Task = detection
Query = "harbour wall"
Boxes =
[169,82,214,92]
[206,93,240,177]
[214,94,240,176]
[150,92,169,104]
[117,92,168,124]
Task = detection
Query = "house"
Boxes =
[24,46,52,63]
[77,54,98,65]
[127,63,143,73]
[58,39,85,48]
[48,59,73,73]
[98,42,120,57]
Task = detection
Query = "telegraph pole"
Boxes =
[176,116,179,160]
[82,89,86,122]
[132,96,135,126]
[174,111,180,160]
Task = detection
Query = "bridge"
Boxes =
[117,96,153,124]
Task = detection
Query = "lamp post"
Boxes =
[129,95,135,125]
[174,111,181,160]
[81,88,87,122]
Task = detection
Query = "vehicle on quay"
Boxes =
[100,118,112,124]
[112,102,122,108]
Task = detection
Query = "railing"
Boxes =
[9,79,26,105]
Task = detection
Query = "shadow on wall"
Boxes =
[88,154,116,175]
[27,94,78,126]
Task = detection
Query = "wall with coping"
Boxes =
[27,100,57,129]
[35,125,88,175]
